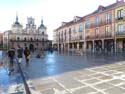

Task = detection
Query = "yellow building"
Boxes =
[115,1,125,52]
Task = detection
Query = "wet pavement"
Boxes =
[22,52,125,94]
[0,51,24,94]
[1,51,125,94]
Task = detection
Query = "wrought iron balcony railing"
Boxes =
[116,31,125,36]
[86,33,113,40]
[10,39,48,42]
[115,17,125,22]
[85,19,112,29]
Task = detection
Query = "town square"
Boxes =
[0,0,125,94]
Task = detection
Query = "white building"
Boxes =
[3,15,50,51]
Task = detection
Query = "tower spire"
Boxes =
[41,16,43,25]
[16,12,18,22]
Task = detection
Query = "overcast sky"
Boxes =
[0,0,116,39]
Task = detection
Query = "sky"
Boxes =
[0,0,117,40]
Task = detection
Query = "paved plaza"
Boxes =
[24,52,125,94]
[1,52,125,94]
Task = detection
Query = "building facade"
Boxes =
[3,16,50,51]
[115,1,125,52]
[54,0,125,53]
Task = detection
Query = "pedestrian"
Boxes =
[8,47,15,75]
[24,47,30,67]
[17,46,23,64]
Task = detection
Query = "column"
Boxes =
[114,38,117,53]
[93,40,95,53]
[57,43,59,52]
[67,43,69,53]
[102,39,104,52]
[77,42,79,50]
[72,43,74,49]
[83,41,86,53]
[72,43,74,54]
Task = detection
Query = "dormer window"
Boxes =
[73,16,81,22]
[98,5,105,13]
[62,22,67,26]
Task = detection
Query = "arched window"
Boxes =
[17,37,20,40]
[36,43,39,46]
[42,32,44,35]
[30,38,33,41]
[79,24,83,32]
[95,17,99,26]
[24,37,26,40]
[42,38,44,41]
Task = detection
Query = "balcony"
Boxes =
[85,19,112,29]
[116,31,125,37]
[105,33,113,38]
[115,17,125,22]
[86,33,113,40]
[10,39,48,42]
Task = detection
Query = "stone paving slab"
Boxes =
[21,53,125,94]
[104,86,125,94]
[72,86,97,94]
[30,61,125,94]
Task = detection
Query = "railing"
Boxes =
[115,17,125,22]
[116,31,125,36]
[85,19,112,29]
[86,34,113,40]
[15,58,31,94]
[10,39,48,42]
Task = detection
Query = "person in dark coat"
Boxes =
[17,46,23,64]
[24,47,30,67]
[8,47,15,75]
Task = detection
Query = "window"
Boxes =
[118,24,123,35]
[105,26,110,36]
[17,37,20,40]
[65,30,66,34]
[85,20,90,28]
[79,35,82,40]
[42,32,44,35]
[69,28,71,34]
[105,13,110,22]
[24,37,26,40]
[95,17,99,26]
[73,26,76,32]
[95,28,99,37]
[24,43,27,46]
[79,24,83,32]
[64,30,66,41]
[87,30,90,37]
[117,9,123,19]
[30,38,33,41]
[42,38,44,41]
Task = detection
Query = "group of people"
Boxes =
[7,46,30,75]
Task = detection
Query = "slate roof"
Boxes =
[55,1,124,31]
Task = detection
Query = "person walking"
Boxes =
[8,47,15,75]
[24,47,30,67]
[17,46,23,64]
